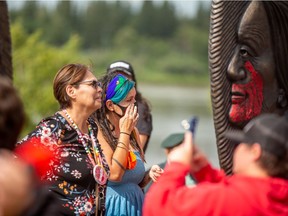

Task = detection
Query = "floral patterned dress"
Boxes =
[17,112,109,216]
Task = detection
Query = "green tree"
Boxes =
[135,1,178,38]
[46,0,76,45]
[157,1,178,38]
[82,1,109,48]
[8,0,211,88]
[17,1,39,34]
[11,22,84,135]
[135,1,159,37]
[81,1,133,49]
[192,1,211,30]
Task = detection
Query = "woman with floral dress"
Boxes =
[17,63,111,215]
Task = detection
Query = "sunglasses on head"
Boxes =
[75,80,102,89]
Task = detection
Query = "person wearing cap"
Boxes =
[144,133,195,193]
[143,113,288,216]
[107,60,153,153]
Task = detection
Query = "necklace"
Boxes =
[63,109,108,185]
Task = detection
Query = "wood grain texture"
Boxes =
[209,0,249,174]
[0,1,12,79]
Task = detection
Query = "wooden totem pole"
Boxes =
[209,0,288,174]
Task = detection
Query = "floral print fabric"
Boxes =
[18,112,108,216]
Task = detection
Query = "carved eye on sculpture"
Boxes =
[239,47,249,58]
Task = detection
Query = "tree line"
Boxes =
[9,0,210,50]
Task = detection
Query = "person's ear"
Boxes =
[106,100,114,111]
[164,149,170,155]
[66,85,76,99]
[251,143,262,160]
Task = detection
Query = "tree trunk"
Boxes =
[0,1,12,79]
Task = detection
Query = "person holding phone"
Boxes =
[144,133,195,193]
[143,114,288,216]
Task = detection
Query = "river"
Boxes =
[139,84,220,169]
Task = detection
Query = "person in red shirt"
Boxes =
[143,113,288,216]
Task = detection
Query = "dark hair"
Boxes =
[135,90,152,124]
[94,72,145,160]
[0,77,25,150]
[227,113,288,179]
[262,2,288,104]
[53,63,89,109]
[259,150,288,179]
[258,115,288,179]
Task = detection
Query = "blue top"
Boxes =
[105,151,145,216]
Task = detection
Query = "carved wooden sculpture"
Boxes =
[0,1,12,79]
[210,0,288,174]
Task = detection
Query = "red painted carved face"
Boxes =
[229,61,263,123]
[227,1,278,126]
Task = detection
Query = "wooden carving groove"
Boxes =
[209,0,249,174]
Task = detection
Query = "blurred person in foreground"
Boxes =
[0,77,58,216]
[94,73,162,216]
[17,63,109,215]
[143,113,288,216]
[107,60,152,152]
[144,133,195,193]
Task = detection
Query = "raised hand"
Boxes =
[167,131,194,166]
[119,104,139,135]
[190,145,209,173]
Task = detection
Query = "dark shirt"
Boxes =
[18,112,108,215]
[136,101,152,152]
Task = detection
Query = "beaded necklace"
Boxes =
[63,109,108,185]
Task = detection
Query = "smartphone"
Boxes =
[181,116,199,183]
[181,116,199,136]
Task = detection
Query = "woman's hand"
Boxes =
[149,165,164,182]
[119,104,139,134]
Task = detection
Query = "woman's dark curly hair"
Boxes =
[93,72,145,161]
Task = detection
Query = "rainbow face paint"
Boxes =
[229,61,264,123]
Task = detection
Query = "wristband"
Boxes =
[120,131,130,136]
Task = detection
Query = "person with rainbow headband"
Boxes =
[106,60,153,153]
[93,73,163,216]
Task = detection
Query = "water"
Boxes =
[139,84,220,169]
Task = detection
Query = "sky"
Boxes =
[7,0,212,18]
